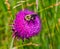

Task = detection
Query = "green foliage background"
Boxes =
[0,0,60,49]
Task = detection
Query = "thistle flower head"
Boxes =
[12,9,41,40]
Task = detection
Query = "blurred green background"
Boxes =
[0,0,60,49]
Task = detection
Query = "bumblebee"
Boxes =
[25,14,37,21]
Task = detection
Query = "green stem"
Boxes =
[54,0,58,18]
[10,37,15,49]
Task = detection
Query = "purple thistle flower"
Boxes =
[12,9,41,40]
